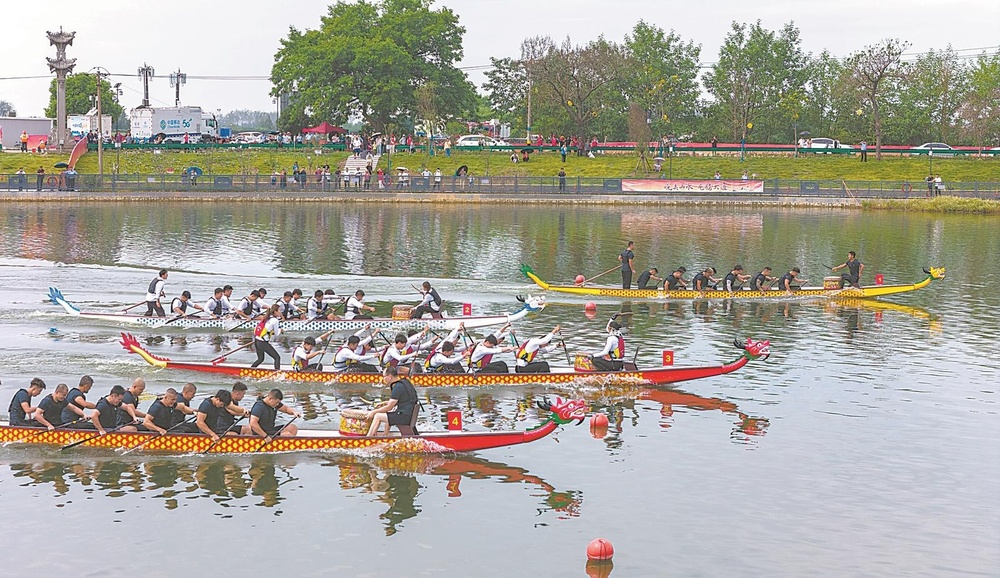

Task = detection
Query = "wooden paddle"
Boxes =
[201,415,248,454]
[122,300,147,313]
[254,416,299,452]
[3,417,87,447]
[583,265,620,285]
[120,416,196,455]
[209,340,254,364]
[60,422,136,451]
[157,312,203,328]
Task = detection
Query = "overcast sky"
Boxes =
[2,0,998,118]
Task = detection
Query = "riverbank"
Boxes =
[862,196,1000,214]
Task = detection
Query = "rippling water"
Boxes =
[0,202,997,576]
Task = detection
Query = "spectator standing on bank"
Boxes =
[860,141,868,162]
[710,136,718,155]
[36,166,45,191]
[557,168,566,192]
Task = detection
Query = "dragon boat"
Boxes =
[120,332,770,387]
[521,264,945,301]
[47,288,545,332]
[0,398,588,455]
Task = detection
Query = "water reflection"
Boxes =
[6,453,580,534]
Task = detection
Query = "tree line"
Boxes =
[270,1,999,153]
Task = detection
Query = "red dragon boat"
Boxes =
[0,398,588,455]
[120,332,770,387]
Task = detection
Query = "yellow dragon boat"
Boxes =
[521,264,945,301]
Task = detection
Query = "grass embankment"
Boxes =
[2,147,998,183]
[863,196,1000,214]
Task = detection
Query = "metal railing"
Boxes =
[3,173,1000,199]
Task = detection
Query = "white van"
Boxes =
[236,131,264,144]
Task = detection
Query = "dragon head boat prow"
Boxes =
[120,332,170,368]
[735,337,771,361]
[515,294,546,312]
[924,266,946,280]
[537,397,589,425]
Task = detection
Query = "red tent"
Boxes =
[302,122,346,134]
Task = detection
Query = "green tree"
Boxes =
[890,47,968,145]
[959,50,1000,149]
[483,56,527,130]
[845,39,908,159]
[270,0,477,133]
[620,21,701,140]
[44,73,123,121]
[702,21,810,144]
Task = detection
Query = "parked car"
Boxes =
[455,135,509,148]
[912,142,955,156]
[235,131,265,144]
[808,137,853,150]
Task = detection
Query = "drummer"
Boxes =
[249,389,301,440]
[366,366,418,436]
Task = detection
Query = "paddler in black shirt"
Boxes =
[777,268,807,295]
[665,267,688,291]
[635,267,662,290]
[34,383,71,430]
[692,267,720,295]
[92,385,132,434]
[62,375,97,426]
[724,265,751,294]
[142,388,179,434]
[832,251,865,288]
[116,378,147,428]
[8,378,46,427]
[752,267,777,291]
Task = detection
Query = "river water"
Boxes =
[0,202,997,577]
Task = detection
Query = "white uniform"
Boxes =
[145,279,165,302]
[344,296,366,320]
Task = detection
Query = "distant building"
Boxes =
[0,117,55,149]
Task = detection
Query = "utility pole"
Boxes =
[93,67,108,179]
[137,63,154,108]
[169,68,187,106]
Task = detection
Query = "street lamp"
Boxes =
[90,66,111,180]
[668,135,677,179]
[928,149,933,176]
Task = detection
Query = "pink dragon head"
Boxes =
[537,397,588,425]
[735,337,770,360]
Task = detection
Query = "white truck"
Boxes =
[129,106,219,143]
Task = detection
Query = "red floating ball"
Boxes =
[575,274,585,285]
[590,413,609,427]
[584,301,597,311]
[586,538,614,560]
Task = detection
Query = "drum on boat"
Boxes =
[391,305,414,320]
[573,354,596,372]
[823,276,841,290]
[339,409,373,436]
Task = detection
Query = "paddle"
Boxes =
[228,317,257,332]
[122,300,147,313]
[157,312,203,328]
[60,421,136,451]
[582,265,620,285]
[119,416,196,455]
[254,416,300,452]
[201,415,248,454]
[557,333,571,365]
[3,417,87,447]
[209,340,254,364]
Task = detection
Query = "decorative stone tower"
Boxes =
[46,28,77,152]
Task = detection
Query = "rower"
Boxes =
[665,267,688,291]
[169,383,198,432]
[332,335,380,373]
[590,318,625,371]
[323,289,344,317]
[116,377,147,428]
[424,340,467,374]
[144,269,168,317]
[61,375,97,426]
[142,388,179,435]
[344,290,376,320]
[307,289,341,320]
[256,287,272,310]
[249,389,301,440]
[195,390,234,442]
[468,334,515,374]
[692,267,720,295]
[203,287,226,319]
[221,285,236,316]
[636,267,662,290]
[92,385,132,434]
[292,330,334,372]
[278,290,303,320]
[752,267,777,291]
[216,381,251,435]
[724,265,751,293]
[515,325,563,374]
[381,330,427,373]
[234,289,262,320]
[777,267,807,295]
[832,251,865,288]
[171,290,205,317]
[7,378,46,427]
[366,366,419,437]
[409,281,443,319]
[250,305,283,370]
[34,383,70,430]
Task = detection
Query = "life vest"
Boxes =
[240,298,254,316]
[171,297,187,313]
[429,289,442,307]
[610,335,625,360]
[148,277,160,294]
[516,342,539,364]
[207,297,223,316]
[333,345,356,370]
[381,345,412,368]
[279,300,294,318]
[468,343,493,370]
[254,317,272,340]
[291,346,308,371]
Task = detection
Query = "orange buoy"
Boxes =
[585,560,614,578]
[586,538,614,561]
[590,413,609,428]
[584,301,597,311]
[575,274,585,285]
